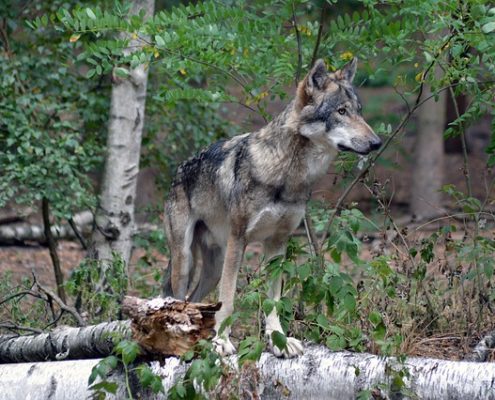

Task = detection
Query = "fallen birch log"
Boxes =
[0,320,129,363]
[0,345,493,400]
[0,296,220,363]
[0,211,93,244]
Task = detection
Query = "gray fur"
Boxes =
[163,58,381,357]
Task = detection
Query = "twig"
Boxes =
[310,3,328,67]
[303,212,319,258]
[33,273,86,327]
[291,1,303,85]
[68,217,88,250]
[42,197,66,303]
[0,290,43,308]
[0,322,42,335]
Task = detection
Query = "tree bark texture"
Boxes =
[410,63,447,219]
[90,0,154,270]
[0,321,129,363]
[0,346,493,400]
[0,211,92,244]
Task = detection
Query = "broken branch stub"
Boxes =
[121,296,221,357]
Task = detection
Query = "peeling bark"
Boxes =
[0,321,129,363]
[0,346,494,399]
[89,0,155,273]
[123,296,221,357]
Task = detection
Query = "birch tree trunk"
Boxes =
[410,59,447,219]
[0,321,129,363]
[0,346,493,400]
[89,0,154,273]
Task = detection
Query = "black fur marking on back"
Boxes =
[233,136,250,183]
[172,138,229,200]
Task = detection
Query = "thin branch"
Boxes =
[310,3,328,67]
[42,197,66,303]
[68,217,88,250]
[303,212,319,258]
[0,322,42,335]
[291,1,303,85]
[33,274,86,327]
[0,290,42,308]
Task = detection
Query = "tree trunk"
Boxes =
[0,321,129,363]
[410,65,447,219]
[0,211,92,244]
[0,296,219,363]
[89,0,154,274]
[0,346,493,399]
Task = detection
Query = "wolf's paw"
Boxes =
[212,335,236,356]
[267,332,304,358]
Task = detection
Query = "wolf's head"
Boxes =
[296,58,381,155]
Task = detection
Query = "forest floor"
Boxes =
[0,214,492,362]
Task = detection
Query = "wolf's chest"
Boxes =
[245,203,305,242]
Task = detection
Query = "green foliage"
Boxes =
[66,253,128,322]
[168,340,224,400]
[0,0,109,219]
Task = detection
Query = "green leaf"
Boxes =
[89,381,118,394]
[238,337,264,365]
[137,365,164,394]
[86,8,97,20]
[482,21,495,33]
[262,298,276,315]
[155,34,165,47]
[271,331,287,351]
[343,293,356,312]
[115,340,140,365]
[114,67,129,78]
[86,69,96,79]
[368,311,382,326]
[316,313,330,330]
[326,334,346,350]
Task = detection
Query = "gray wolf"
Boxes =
[163,58,381,357]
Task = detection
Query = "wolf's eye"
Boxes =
[337,107,346,115]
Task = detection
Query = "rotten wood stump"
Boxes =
[122,296,221,357]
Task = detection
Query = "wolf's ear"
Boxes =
[340,57,357,82]
[306,59,328,92]
[296,59,328,109]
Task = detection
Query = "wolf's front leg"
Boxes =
[265,272,304,358]
[213,235,245,356]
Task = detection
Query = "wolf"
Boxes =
[163,58,381,357]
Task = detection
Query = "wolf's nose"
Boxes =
[370,138,382,151]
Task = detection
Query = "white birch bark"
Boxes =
[90,0,154,269]
[0,211,92,243]
[0,346,493,400]
[0,321,130,363]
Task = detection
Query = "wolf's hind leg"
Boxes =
[188,240,224,302]
[263,239,304,358]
